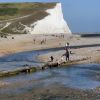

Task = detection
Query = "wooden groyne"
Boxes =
[42,57,89,69]
[0,62,61,77]
[0,57,89,77]
[0,67,37,77]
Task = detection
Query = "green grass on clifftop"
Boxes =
[0,2,56,20]
[0,2,57,34]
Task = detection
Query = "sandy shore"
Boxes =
[0,34,100,100]
[0,34,71,57]
[38,46,100,65]
[0,34,100,65]
[35,35,100,64]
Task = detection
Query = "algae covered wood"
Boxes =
[0,66,37,77]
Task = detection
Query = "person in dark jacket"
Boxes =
[50,56,54,62]
[65,49,69,61]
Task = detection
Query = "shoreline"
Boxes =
[0,34,100,100]
[0,34,99,77]
[38,46,100,65]
[0,34,100,77]
[0,34,100,64]
[0,34,71,57]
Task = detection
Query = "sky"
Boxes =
[0,0,100,33]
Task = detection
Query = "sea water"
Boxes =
[0,49,100,93]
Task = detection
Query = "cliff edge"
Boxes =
[0,2,71,34]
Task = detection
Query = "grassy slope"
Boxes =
[0,3,56,20]
[0,2,56,34]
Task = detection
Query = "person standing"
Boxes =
[65,42,69,50]
[33,39,36,44]
[44,38,46,44]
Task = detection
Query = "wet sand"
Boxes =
[38,46,100,65]
[0,85,100,100]
[36,35,100,64]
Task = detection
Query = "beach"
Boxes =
[0,34,100,64]
[0,34,100,100]
[0,34,71,57]
[36,35,100,64]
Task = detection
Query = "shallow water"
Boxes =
[0,51,42,71]
[0,48,62,71]
[0,49,100,93]
[0,64,100,94]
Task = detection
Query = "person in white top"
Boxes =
[65,42,69,50]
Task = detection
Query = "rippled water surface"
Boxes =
[0,48,62,71]
[0,64,99,94]
[0,49,100,93]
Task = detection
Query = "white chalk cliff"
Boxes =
[29,3,71,34]
[0,3,71,35]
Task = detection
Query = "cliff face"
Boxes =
[0,3,71,34]
[30,3,71,34]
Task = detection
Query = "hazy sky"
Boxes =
[0,0,100,33]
